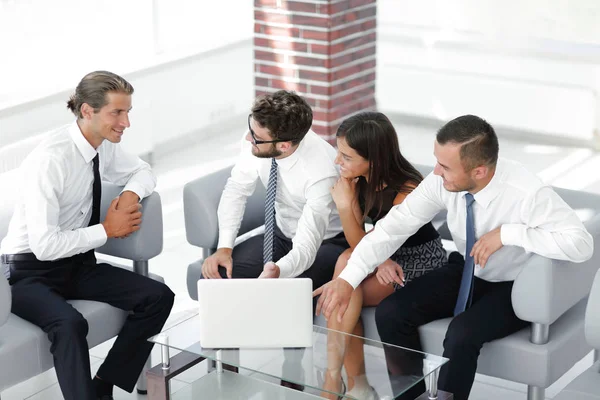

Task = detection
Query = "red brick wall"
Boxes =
[254,0,377,142]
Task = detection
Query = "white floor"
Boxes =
[2,116,599,399]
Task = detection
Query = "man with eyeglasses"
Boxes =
[201,90,346,292]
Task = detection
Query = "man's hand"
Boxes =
[101,198,142,238]
[330,177,358,211]
[471,226,503,268]
[313,278,354,323]
[375,259,405,287]
[116,190,140,210]
[201,248,233,279]
[114,191,141,238]
[258,262,280,279]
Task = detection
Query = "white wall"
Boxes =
[376,0,600,142]
[0,0,253,167]
[0,41,253,165]
[4,0,600,159]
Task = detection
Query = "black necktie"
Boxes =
[89,153,101,227]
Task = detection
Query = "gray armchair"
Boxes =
[0,182,164,397]
[554,268,600,400]
[183,163,600,400]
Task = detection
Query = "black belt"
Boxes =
[1,253,42,263]
[1,251,95,265]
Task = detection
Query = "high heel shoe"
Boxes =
[345,384,379,400]
[317,369,346,399]
[336,378,346,400]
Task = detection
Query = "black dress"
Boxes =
[359,186,446,287]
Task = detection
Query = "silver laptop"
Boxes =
[196,278,313,349]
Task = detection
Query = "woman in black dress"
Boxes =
[321,112,446,400]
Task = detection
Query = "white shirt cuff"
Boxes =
[500,224,525,247]
[121,182,145,201]
[87,224,108,248]
[217,230,237,250]
[338,266,365,290]
[276,258,294,278]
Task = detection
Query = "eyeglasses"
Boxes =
[248,114,293,145]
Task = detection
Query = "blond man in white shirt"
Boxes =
[0,71,174,400]
[314,115,593,400]
[202,90,346,289]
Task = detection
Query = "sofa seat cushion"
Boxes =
[0,267,164,392]
[554,361,600,400]
[0,301,126,392]
[316,299,590,388]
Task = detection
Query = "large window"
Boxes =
[0,0,252,109]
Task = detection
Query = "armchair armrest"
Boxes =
[95,182,163,261]
[183,166,265,249]
[0,274,9,328]
[585,269,600,349]
[512,213,600,325]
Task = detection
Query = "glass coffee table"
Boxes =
[146,312,452,399]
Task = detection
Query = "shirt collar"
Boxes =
[274,130,311,171]
[68,120,98,163]
[461,158,505,209]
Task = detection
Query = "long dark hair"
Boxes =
[336,111,423,220]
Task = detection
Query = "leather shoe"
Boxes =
[281,379,305,391]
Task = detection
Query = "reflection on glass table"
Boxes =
[146,312,450,399]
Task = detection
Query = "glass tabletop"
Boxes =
[149,312,448,399]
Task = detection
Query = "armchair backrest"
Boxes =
[585,268,600,350]
[183,166,266,250]
[0,179,163,263]
[182,163,450,251]
[0,274,9,328]
[96,182,163,261]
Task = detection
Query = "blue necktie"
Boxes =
[454,193,476,316]
[263,158,278,264]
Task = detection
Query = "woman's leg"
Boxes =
[322,249,394,398]
[343,272,394,391]
[322,249,357,398]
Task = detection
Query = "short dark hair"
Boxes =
[67,71,134,119]
[251,90,313,144]
[436,115,499,170]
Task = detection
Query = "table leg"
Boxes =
[147,345,205,400]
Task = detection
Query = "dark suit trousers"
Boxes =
[374,252,529,400]
[6,252,175,400]
[221,225,349,291]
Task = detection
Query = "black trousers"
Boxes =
[220,225,349,291]
[5,252,175,400]
[374,252,529,400]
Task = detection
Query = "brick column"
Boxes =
[254,0,377,142]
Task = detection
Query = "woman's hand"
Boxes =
[330,177,358,211]
[376,259,405,287]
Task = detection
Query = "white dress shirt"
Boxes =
[0,121,156,262]
[217,130,343,278]
[339,158,594,289]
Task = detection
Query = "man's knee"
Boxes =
[144,281,175,312]
[375,294,410,336]
[443,314,480,354]
[51,313,89,338]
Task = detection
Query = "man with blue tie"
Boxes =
[314,115,593,399]
[201,90,347,287]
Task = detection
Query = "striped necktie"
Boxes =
[263,158,278,264]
